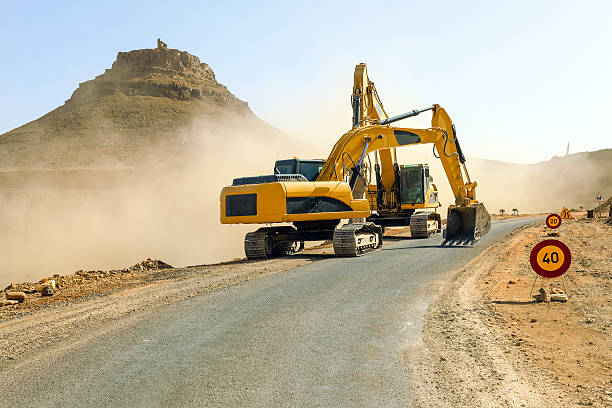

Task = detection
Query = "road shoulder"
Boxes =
[406,217,611,407]
[0,256,317,365]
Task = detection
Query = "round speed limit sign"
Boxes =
[545,213,562,229]
[529,239,571,278]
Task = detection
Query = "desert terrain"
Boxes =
[0,42,610,407]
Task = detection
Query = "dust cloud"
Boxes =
[467,150,611,215]
[1,113,608,289]
[391,145,610,217]
[0,118,322,288]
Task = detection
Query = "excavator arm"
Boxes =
[317,104,491,244]
[351,63,398,198]
[352,63,388,127]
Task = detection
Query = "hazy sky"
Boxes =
[1,0,610,163]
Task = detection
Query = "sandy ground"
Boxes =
[408,214,611,407]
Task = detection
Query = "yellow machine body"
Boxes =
[221,181,369,224]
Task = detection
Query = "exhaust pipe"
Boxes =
[442,203,491,246]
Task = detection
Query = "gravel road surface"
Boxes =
[0,218,537,407]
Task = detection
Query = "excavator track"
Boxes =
[244,229,272,259]
[333,222,383,257]
[244,227,303,260]
[410,212,442,238]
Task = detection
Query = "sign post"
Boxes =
[560,207,573,220]
[529,239,572,299]
[545,213,562,229]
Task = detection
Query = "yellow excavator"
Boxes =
[220,63,491,258]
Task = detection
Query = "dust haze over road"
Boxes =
[0,44,321,288]
[0,43,608,288]
[2,120,609,289]
[0,118,321,289]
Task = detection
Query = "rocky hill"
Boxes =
[0,41,291,169]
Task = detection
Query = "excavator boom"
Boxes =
[317,103,490,244]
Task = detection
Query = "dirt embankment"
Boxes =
[408,215,611,407]
[0,254,326,363]
[0,228,398,362]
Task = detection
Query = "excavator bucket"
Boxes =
[442,203,491,246]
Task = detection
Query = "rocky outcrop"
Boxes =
[67,47,248,111]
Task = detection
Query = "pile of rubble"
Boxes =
[129,258,173,271]
[1,258,173,307]
[532,287,569,302]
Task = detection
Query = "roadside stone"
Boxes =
[41,286,54,297]
[0,300,19,307]
[550,293,568,302]
[5,291,26,303]
[532,287,548,302]
[550,288,565,294]
[36,279,56,292]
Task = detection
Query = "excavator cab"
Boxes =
[367,163,441,236]
[397,164,436,205]
[274,159,325,181]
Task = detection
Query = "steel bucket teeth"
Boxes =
[443,203,491,246]
[441,234,475,246]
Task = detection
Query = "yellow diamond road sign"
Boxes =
[560,207,573,219]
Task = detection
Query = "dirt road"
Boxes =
[0,217,538,407]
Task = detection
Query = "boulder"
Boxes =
[36,279,56,292]
[532,287,548,302]
[550,293,568,302]
[5,291,26,303]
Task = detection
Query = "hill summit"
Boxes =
[69,41,247,111]
[0,40,280,168]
